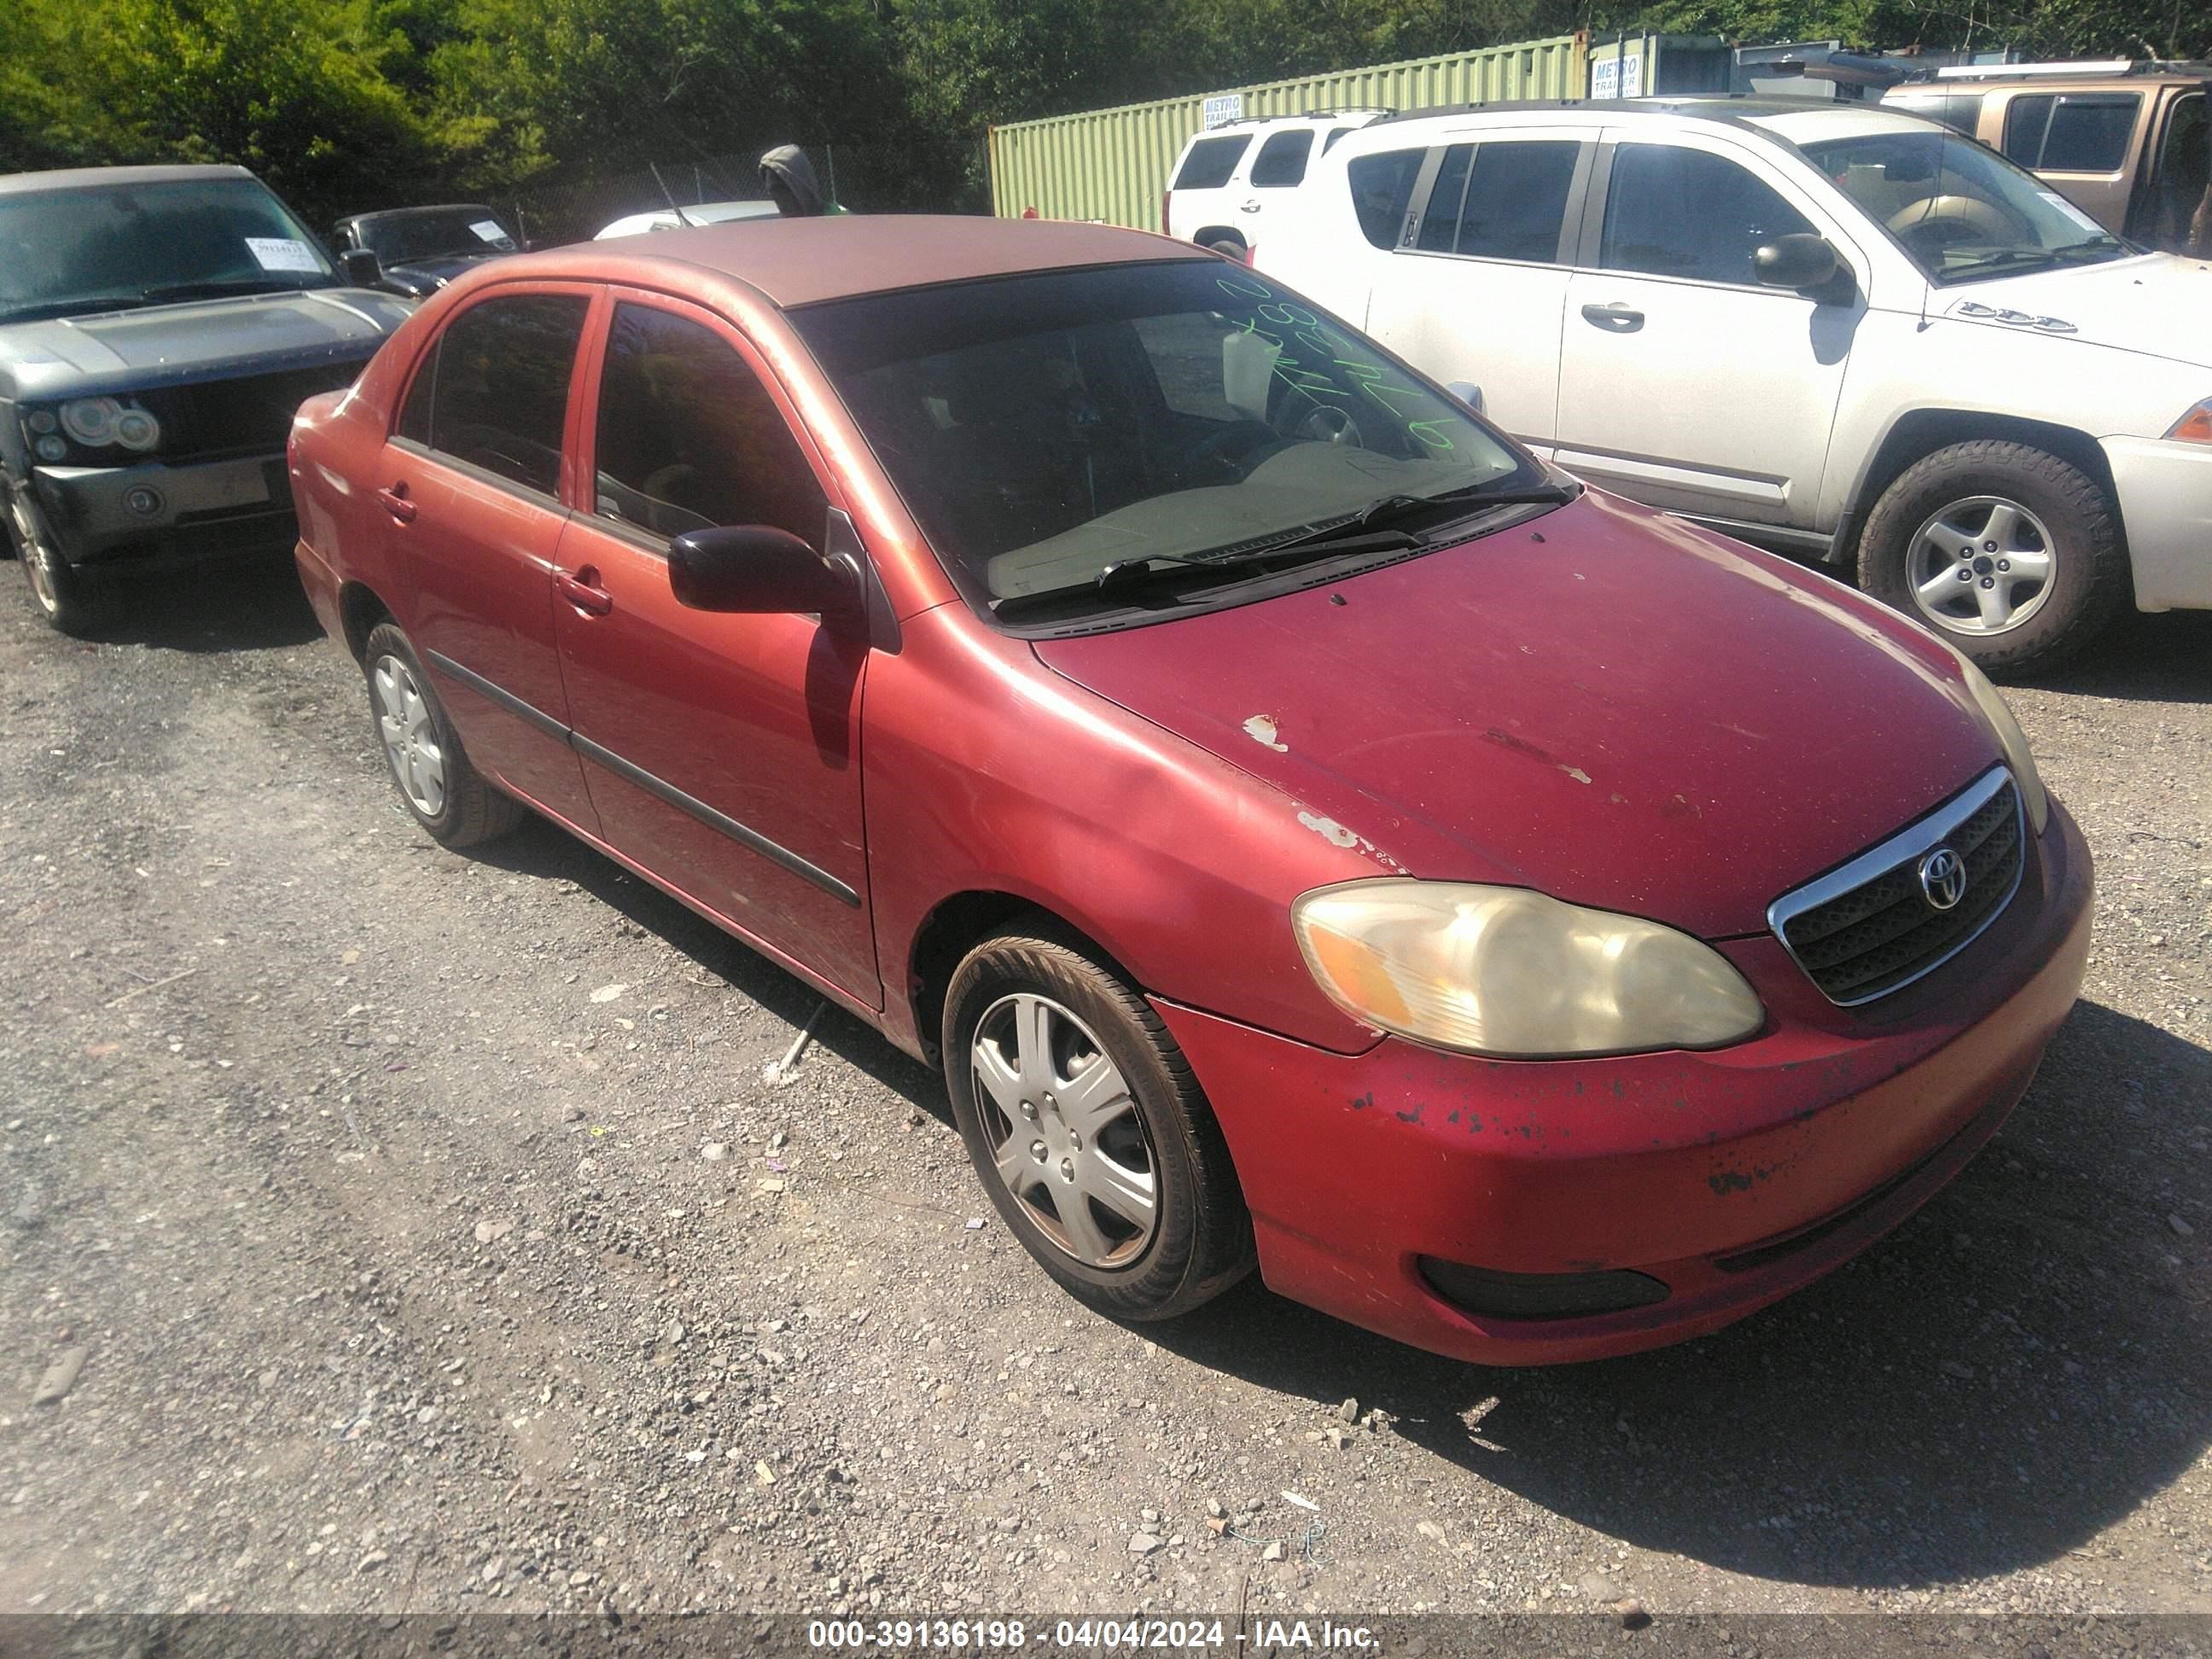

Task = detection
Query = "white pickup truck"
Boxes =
[1256,96,2212,672]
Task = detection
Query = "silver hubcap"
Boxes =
[970,992,1158,1269]
[372,655,446,818]
[1906,494,2056,636]
[9,495,59,615]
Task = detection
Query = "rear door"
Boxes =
[380,284,599,827]
[2000,90,2145,232]
[1553,131,1860,530]
[550,292,877,1004]
[1360,131,1590,451]
[1166,131,1254,242]
[1237,126,1318,249]
[2133,86,2209,253]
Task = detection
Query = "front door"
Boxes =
[551,294,877,1004]
[1553,133,1860,530]
[1361,132,1588,451]
[381,286,599,827]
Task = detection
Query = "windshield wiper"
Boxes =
[992,530,1419,620]
[1942,237,2129,280]
[0,295,152,324]
[140,279,323,302]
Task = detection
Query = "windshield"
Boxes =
[358,207,516,263]
[1799,129,2133,283]
[0,176,341,323]
[791,260,1532,619]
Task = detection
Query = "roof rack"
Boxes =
[1933,57,2209,79]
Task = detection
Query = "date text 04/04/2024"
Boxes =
[805,1620,1380,1650]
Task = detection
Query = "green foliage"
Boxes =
[3,0,2203,226]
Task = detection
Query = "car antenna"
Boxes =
[649,161,690,227]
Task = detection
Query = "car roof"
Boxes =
[541,214,1208,308]
[342,203,500,226]
[0,163,254,198]
[1366,94,1893,130]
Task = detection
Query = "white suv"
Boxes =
[1258,97,2212,672]
[1164,112,1384,260]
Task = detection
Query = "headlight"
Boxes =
[60,396,122,446]
[1293,881,1764,1058]
[2165,399,2212,445]
[113,406,160,451]
[34,434,68,462]
[1953,655,2050,834]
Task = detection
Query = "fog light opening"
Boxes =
[122,485,165,519]
[1419,1257,1670,1322]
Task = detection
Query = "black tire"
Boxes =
[943,925,1254,1321]
[7,488,121,637]
[360,620,524,848]
[1200,235,1247,260]
[1858,440,2127,677]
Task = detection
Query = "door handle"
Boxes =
[556,567,613,616]
[375,484,416,523]
[1580,302,1644,332]
[1239,201,1262,213]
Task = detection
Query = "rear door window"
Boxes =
[1598,143,1815,286]
[406,292,589,497]
[1346,147,1425,247]
[1458,140,1580,262]
[591,303,825,544]
[1249,130,1316,187]
[2005,93,2140,171]
[1174,136,1252,190]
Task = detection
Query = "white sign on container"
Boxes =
[1203,94,1245,130]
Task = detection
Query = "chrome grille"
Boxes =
[1769,769,2025,1006]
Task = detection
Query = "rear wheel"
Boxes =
[1858,440,2126,676]
[361,620,523,847]
[1199,234,1248,261]
[943,927,1253,1321]
[7,487,119,637]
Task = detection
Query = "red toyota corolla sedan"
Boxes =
[288,217,2092,1365]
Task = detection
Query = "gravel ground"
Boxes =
[0,552,2207,1621]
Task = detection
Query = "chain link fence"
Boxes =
[494,140,987,248]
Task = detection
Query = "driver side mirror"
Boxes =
[1755,233,1850,300]
[340,247,383,288]
[669,525,861,624]
[1447,381,1486,416]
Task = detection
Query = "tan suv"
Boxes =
[1883,63,2209,254]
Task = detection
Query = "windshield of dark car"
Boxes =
[790,260,1529,614]
[0,177,341,321]
[1799,130,2133,282]
[358,208,517,264]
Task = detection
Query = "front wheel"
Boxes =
[7,488,119,637]
[1858,440,2126,676]
[943,927,1254,1321]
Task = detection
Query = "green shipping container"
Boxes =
[988,32,1591,229]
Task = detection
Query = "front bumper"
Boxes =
[1157,800,2093,1365]
[31,453,297,570]
[2105,434,2212,612]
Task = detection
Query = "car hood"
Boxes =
[1031,492,2005,939]
[0,287,411,402]
[1932,252,2212,369]
[383,253,503,290]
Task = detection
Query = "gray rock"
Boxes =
[1127,1533,1162,1556]
[1262,1541,1286,1563]
[1579,1571,1621,1602]
[2172,1214,2196,1237]
[1337,1397,1359,1423]
[31,1347,88,1406]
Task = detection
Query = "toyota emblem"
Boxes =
[1918,846,1968,911]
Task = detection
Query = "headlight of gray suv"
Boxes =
[1293,880,1765,1058]
[53,396,161,454]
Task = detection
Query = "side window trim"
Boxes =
[574,287,845,554]
[1393,137,1595,268]
[385,282,599,512]
[1396,145,1454,250]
